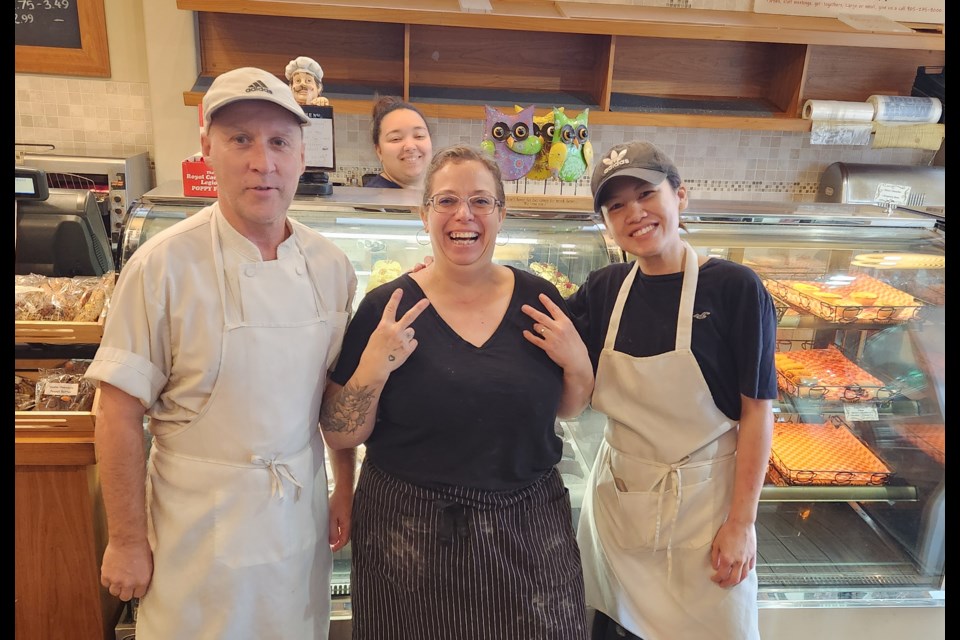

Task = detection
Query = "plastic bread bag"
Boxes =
[34,363,97,411]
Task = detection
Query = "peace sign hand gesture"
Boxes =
[357,288,431,381]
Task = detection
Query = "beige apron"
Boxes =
[577,242,759,640]
[136,215,344,640]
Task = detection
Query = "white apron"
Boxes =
[136,215,340,640]
[577,242,759,640]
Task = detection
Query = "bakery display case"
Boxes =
[14,272,124,640]
[121,186,944,621]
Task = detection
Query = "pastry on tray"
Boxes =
[770,420,893,486]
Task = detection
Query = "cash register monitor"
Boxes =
[15,187,116,277]
[16,166,50,201]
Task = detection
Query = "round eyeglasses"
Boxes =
[427,194,502,216]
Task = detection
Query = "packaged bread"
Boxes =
[34,365,97,412]
[15,375,37,411]
[15,273,115,322]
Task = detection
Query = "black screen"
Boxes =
[16,189,116,277]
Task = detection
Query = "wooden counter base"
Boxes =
[15,438,123,640]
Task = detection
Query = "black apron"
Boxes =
[351,460,587,640]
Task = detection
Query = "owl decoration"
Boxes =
[548,108,593,183]
[517,105,563,181]
[480,104,542,181]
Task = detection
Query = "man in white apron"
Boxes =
[87,67,357,639]
[566,141,777,639]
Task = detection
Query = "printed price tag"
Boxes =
[843,403,879,422]
[43,382,80,397]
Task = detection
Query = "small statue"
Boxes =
[284,56,330,107]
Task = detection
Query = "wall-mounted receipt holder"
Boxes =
[298,105,336,196]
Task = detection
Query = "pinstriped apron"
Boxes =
[351,461,587,640]
[577,242,759,640]
[135,214,346,640]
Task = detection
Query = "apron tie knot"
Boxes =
[653,456,689,587]
[252,455,303,501]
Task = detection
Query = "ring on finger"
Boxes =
[538,326,546,335]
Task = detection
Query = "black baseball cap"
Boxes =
[590,141,681,213]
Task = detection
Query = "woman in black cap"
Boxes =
[566,140,777,640]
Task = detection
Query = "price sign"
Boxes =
[843,403,880,422]
[15,0,110,77]
[15,0,82,49]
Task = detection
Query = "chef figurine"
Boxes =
[285,55,330,107]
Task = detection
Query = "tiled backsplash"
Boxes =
[15,76,154,160]
[15,75,935,203]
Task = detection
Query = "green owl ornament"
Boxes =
[547,108,592,183]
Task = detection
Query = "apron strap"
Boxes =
[675,241,699,351]
[602,241,701,352]
[603,261,641,351]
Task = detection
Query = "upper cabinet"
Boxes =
[175,0,944,131]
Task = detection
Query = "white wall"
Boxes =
[140,0,202,185]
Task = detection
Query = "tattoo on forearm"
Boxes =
[321,382,377,434]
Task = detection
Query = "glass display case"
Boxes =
[122,185,944,620]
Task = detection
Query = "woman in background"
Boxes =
[364,96,433,189]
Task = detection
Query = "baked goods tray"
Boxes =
[14,390,100,435]
[769,418,894,487]
[764,274,922,324]
[774,345,899,402]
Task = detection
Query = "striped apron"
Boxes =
[351,460,587,640]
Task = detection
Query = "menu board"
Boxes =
[16,1,82,49]
[15,0,110,77]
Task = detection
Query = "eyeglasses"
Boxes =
[427,194,502,216]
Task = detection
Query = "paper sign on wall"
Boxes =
[753,0,944,25]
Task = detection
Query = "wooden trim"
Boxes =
[597,35,615,113]
[15,318,105,345]
[403,24,411,102]
[175,0,944,50]
[767,45,809,116]
[15,0,110,77]
[15,437,97,466]
[184,89,813,131]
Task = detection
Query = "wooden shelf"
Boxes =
[175,0,944,132]
[14,313,119,639]
[176,0,944,49]
[16,318,105,344]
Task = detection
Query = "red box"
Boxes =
[182,154,218,198]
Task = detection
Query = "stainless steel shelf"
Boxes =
[760,484,917,502]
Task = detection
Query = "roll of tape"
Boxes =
[868,95,942,123]
[802,100,875,122]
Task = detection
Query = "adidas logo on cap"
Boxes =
[601,148,629,175]
[245,80,273,95]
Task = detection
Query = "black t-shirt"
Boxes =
[566,258,778,421]
[331,268,566,491]
[363,174,402,189]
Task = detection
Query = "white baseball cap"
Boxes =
[202,67,311,131]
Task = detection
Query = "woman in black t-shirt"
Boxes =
[321,144,594,640]
[363,96,433,190]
